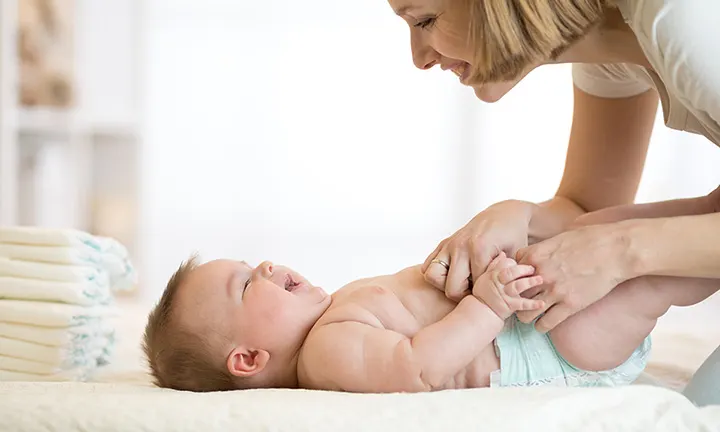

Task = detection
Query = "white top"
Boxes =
[572,0,720,146]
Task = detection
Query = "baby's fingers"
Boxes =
[497,265,536,285]
[506,296,545,312]
[505,275,544,296]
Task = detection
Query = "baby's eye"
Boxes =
[242,278,250,296]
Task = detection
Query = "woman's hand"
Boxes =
[514,222,633,333]
[422,200,534,301]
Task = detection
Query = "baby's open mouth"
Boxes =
[285,275,301,293]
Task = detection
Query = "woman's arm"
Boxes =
[527,86,660,242]
[623,212,720,279]
[563,188,720,279]
[570,190,717,227]
[423,85,660,297]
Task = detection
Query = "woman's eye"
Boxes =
[414,17,436,30]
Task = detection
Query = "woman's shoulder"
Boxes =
[575,0,720,103]
[571,63,652,98]
[622,0,720,84]
[625,0,720,119]
[620,0,718,38]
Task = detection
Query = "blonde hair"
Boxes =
[142,255,238,392]
[465,0,613,83]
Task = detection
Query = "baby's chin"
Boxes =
[311,285,332,306]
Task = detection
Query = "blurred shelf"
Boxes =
[18,107,138,140]
[19,107,78,136]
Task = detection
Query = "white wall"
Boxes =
[139,0,478,297]
[75,0,140,129]
[139,1,720,309]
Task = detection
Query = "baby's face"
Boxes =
[178,259,331,356]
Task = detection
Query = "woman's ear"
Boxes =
[226,346,270,378]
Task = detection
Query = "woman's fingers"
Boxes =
[422,238,447,273]
[534,304,575,334]
[423,255,451,290]
[446,252,472,301]
[470,249,499,289]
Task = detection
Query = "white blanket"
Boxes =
[0,300,717,432]
[0,383,718,431]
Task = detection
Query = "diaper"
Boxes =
[489,315,651,388]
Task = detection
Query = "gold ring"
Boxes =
[431,259,450,271]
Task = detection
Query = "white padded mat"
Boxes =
[0,299,719,432]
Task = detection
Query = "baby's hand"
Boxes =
[472,252,544,320]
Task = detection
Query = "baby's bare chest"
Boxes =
[319,275,455,337]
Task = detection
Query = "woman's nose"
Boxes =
[411,31,439,70]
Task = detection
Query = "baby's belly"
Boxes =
[438,344,500,390]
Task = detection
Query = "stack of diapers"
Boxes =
[0,226,137,382]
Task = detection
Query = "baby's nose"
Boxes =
[255,261,274,279]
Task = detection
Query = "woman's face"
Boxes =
[388,0,535,102]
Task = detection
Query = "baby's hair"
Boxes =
[465,0,613,83]
[142,254,238,392]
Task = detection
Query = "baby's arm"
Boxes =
[300,296,503,393]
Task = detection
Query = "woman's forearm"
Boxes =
[624,212,720,279]
[573,195,712,226]
[527,196,587,243]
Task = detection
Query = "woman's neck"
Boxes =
[556,7,652,70]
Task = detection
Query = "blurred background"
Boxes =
[1,0,718,331]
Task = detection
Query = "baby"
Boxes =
[143,248,718,393]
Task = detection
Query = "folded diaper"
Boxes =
[0,226,103,250]
[96,237,138,292]
[0,276,111,306]
[0,243,102,266]
[0,300,118,327]
[0,321,116,366]
[0,335,109,369]
[0,232,138,293]
[0,321,113,347]
[0,257,110,288]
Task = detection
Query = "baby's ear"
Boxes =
[227,346,270,378]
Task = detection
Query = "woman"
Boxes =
[387,0,720,405]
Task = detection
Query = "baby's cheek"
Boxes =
[259,300,290,326]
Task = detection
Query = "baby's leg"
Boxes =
[549,276,719,372]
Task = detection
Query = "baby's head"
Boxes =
[143,256,331,392]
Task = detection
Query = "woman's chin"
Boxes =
[473,83,513,103]
[472,74,528,103]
